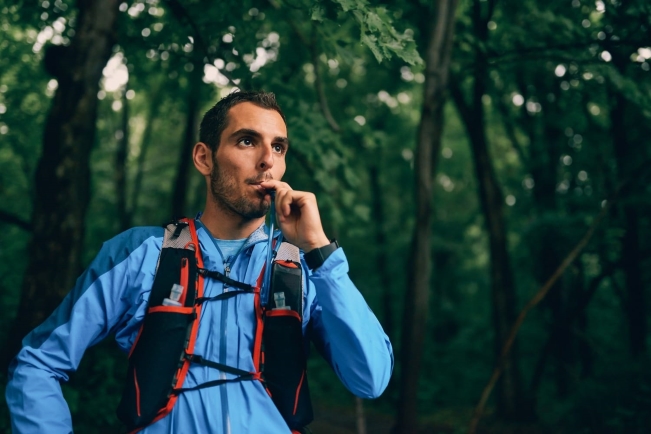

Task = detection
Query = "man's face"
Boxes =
[209,102,288,220]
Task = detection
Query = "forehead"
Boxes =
[223,102,287,137]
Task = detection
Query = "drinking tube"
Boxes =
[263,190,279,304]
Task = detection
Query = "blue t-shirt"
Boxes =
[215,238,247,263]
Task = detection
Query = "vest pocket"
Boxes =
[117,306,194,431]
[263,309,313,428]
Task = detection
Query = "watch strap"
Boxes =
[304,240,339,270]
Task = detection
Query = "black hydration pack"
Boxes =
[116,218,313,433]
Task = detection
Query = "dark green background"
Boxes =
[1,0,650,432]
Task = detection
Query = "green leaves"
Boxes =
[317,0,423,65]
[331,0,368,12]
[310,5,326,22]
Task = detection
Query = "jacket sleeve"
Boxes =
[5,228,161,434]
[305,247,393,399]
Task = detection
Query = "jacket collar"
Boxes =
[193,212,278,252]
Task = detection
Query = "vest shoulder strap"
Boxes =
[275,241,300,263]
[163,220,195,248]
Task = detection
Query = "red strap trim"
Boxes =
[252,263,266,372]
[178,257,189,305]
[134,368,141,417]
[126,219,206,433]
[147,306,194,314]
[293,369,305,415]
[155,218,206,425]
[183,218,204,353]
[128,327,143,359]
[275,259,298,268]
[266,309,301,321]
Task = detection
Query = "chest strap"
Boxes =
[172,354,261,394]
[198,267,256,291]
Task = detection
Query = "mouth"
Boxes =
[248,182,271,197]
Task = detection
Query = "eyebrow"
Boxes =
[229,128,290,148]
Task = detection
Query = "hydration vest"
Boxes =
[116,218,313,433]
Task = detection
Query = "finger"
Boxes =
[278,189,293,218]
[259,180,292,192]
[289,191,314,208]
[274,188,286,220]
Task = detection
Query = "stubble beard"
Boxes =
[209,161,270,221]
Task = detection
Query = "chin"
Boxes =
[238,198,270,220]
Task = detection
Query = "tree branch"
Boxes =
[0,209,32,231]
[528,261,617,397]
[449,73,474,126]
[311,25,340,133]
[453,39,649,73]
[468,160,651,434]
[287,147,316,175]
[130,84,162,222]
[163,0,241,87]
[486,39,649,63]
[266,0,340,133]
[495,93,528,166]
[267,0,309,45]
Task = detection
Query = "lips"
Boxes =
[249,183,270,196]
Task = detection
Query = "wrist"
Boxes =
[304,236,330,253]
[304,239,339,270]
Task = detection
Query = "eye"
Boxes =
[238,137,253,146]
[272,144,286,154]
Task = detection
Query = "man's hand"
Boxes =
[259,180,330,252]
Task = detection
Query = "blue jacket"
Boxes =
[6,221,393,433]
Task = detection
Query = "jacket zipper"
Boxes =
[220,259,232,434]
[213,230,276,434]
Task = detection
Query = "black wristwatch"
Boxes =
[304,240,339,270]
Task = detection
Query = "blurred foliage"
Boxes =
[1,0,650,432]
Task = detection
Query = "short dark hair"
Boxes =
[199,90,286,152]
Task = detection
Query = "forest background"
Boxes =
[0,0,650,433]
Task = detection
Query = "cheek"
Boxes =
[274,158,286,180]
[218,157,247,179]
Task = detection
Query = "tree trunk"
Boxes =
[610,89,645,358]
[116,88,130,232]
[394,0,459,432]
[0,210,32,231]
[130,87,162,223]
[171,60,203,218]
[467,99,524,420]
[538,121,573,398]
[450,0,528,418]
[369,165,393,340]
[4,0,120,367]
[355,396,367,434]
[517,74,574,398]
[453,88,528,419]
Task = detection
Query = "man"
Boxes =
[5,91,393,433]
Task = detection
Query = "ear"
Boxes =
[193,142,213,176]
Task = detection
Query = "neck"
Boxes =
[199,197,266,240]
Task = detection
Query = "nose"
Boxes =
[257,142,275,171]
